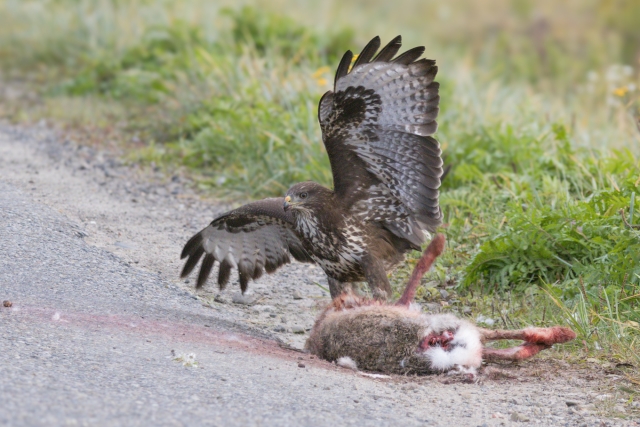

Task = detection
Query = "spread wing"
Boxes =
[319,36,443,246]
[180,198,312,292]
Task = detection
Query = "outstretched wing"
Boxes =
[180,198,312,292]
[319,36,443,244]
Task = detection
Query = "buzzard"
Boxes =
[180,35,443,300]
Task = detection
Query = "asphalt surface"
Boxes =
[1,180,420,427]
[0,125,635,426]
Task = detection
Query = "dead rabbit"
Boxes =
[306,234,576,377]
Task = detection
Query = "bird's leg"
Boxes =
[327,277,353,299]
[361,254,392,301]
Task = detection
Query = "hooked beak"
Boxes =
[283,195,291,212]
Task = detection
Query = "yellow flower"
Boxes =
[613,86,628,97]
[316,78,328,86]
[312,66,330,79]
[347,54,359,72]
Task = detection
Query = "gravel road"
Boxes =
[0,124,637,426]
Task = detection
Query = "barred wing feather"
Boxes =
[180,198,311,291]
[319,36,443,239]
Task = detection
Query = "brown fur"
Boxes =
[307,305,428,374]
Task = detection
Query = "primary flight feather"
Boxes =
[180,35,443,300]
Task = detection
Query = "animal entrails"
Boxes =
[180,35,443,300]
[305,235,576,376]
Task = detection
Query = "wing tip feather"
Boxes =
[334,50,353,88]
[180,246,205,278]
[196,254,216,289]
[392,46,426,65]
[353,36,381,68]
[373,35,402,62]
[181,232,204,259]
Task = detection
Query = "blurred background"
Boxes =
[1,0,639,193]
[1,0,639,373]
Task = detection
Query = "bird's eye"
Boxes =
[299,192,308,199]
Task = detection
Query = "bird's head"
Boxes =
[283,182,330,214]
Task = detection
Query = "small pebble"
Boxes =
[232,293,256,305]
[292,326,305,334]
[3,300,12,307]
[298,363,305,368]
[614,404,626,413]
[510,412,529,422]
[292,290,303,300]
[114,241,135,250]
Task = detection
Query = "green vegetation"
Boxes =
[433,125,640,386]
[1,0,639,395]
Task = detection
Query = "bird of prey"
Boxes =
[180,35,443,300]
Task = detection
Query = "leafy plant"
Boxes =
[223,6,353,64]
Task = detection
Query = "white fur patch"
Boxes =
[448,365,478,378]
[359,372,390,379]
[425,347,454,371]
[337,356,358,371]
[423,322,483,372]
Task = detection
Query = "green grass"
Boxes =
[1,0,640,395]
